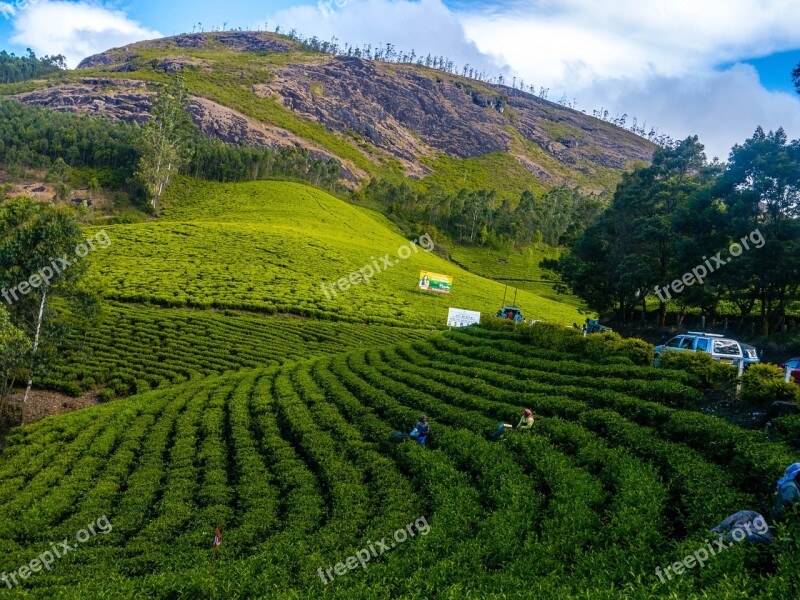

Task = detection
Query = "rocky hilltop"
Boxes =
[12,31,655,191]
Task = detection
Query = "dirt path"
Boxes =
[3,389,100,428]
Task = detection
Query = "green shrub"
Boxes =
[741,363,800,405]
[98,388,116,402]
[482,316,517,331]
[771,414,800,450]
[658,351,738,389]
[515,323,654,366]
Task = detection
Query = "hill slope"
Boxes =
[6,31,655,194]
[0,326,796,598]
[87,178,585,326]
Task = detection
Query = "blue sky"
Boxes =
[2,0,800,158]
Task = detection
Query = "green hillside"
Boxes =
[449,245,587,312]
[1,325,797,598]
[89,178,585,327]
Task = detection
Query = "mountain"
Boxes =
[11,31,654,194]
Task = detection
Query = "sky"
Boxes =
[2,0,800,160]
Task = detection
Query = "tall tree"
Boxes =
[551,137,716,322]
[0,198,89,422]
[135,76,193,212]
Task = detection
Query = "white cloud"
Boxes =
[575,65,800,160]
[267,0,504,75]
[9,1,161,67]
[459,0,800,158]
[462,0,800,84]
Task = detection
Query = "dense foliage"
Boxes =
[359,178,608,249]
[740,363,799,406]
[552,131,800,332]
[0,98,342,198]
[0,50,65,85]
[0,325,797,598]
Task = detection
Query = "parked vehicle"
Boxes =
[653,332,744,367]
[779,358,800,385]
[741,344,761,369]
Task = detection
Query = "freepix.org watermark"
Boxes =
[2,230,111,306]
[0,0,36,19]
[654,514,769,584]
[2,515,112,589]
[317,516,430,584]
[652,229,765,303]
[321,234,434,300]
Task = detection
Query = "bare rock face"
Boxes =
[12,79,363,183]
[254,56,653,172]
[256,57,511,162]
[14,79,153,124]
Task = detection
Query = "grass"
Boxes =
[418,151,547,199]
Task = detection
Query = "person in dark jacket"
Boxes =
[771,464,800,522]
[414,415,429,446]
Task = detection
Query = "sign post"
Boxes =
[447,308,481,328]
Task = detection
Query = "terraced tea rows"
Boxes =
[86,179,584,327]
[42,301,431,396]
[1,326,797,599]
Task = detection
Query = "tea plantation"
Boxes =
[87,179,584,327]
[2,179,798,599]
[41,301,432,397]
[1,324,798,598]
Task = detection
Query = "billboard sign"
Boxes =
[418,271,453,294]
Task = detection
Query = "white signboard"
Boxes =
[447,308,481,328]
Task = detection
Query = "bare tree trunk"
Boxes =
[658,300,667,328]
[21,287,47,423]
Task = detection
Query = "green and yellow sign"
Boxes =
[418,271,452,294]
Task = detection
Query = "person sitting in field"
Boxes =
[491,421,514,440]
[771,463,800,522]
[517,408,534,431]
[414,415,430,446]
[711,510,772,544]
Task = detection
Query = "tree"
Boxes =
[552,137,717,322]
[715,127,800,334]
[135,76,193,212]
[0,307,31,422]
[0,198,88,422]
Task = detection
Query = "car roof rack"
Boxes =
[687,331,724,337]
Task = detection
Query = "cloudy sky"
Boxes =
[2,0,800,159]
